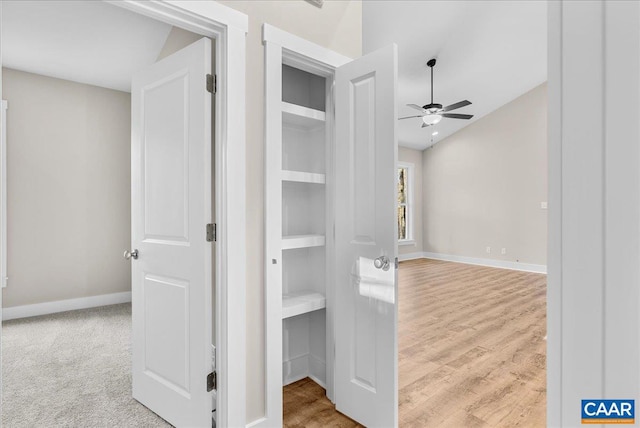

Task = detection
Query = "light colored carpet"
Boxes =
[2,303,172,427]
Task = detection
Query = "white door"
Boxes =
[130,38,213,428]
[334,44,398,427]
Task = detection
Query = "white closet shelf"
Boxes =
[281,170,326,184]
[282,291,326,319]
[282,101,326,129]
[282,234,325,250]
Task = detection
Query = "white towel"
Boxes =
[354,256,395,304]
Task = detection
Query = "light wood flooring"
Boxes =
[283,258,547,427]
[283,378,362,427]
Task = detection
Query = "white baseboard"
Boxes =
[308,354,326,388]
[400,251,547,274]
[282,353,327,388]
[398,252,425,262]
[283,354,309,386]
[246,417,268,428]
[307,373,326,390]
[2,291,132,321]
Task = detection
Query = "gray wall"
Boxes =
[157,26,203,61]
[422,83,548,266]
[398,146,423,256]
[2,68,131,308]
[217,1,362,422]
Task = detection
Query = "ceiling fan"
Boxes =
[400,58,473,127]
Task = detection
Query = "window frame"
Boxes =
[397,161,415,245]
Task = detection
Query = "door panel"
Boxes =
[143,274,189,394]
[335,44,398,428]
[143,72,190,242]
[131,37,213,428]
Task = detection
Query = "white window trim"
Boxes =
[398,161,414,244]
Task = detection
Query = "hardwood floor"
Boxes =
[283,258,547,427]
[397,259,546,427]
[284,378,363,428]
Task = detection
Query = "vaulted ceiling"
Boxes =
[363,1,547,149]
[2,1,173,92]
[4,1,547,129]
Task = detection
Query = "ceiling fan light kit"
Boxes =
[422,114,442,126]
[399,57,474,129]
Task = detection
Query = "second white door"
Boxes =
[335,44,399,428]
[130,38,214,428]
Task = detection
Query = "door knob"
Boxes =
[374,255,390,271]
[124,249,139,260]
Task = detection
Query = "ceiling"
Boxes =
[363,1,547,150]
[3,1,547,130]
[2,1,173,93]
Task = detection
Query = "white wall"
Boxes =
[548,1,640,425]
[422,83,547,266]
[1,68,131,308]
[398,147,423,257]
[156,26,203,61]
[217,1,362,422]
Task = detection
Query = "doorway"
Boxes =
[0,1,247,426]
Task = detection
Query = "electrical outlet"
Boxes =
[541,201,548,209]
[486,246,491,254]
[501,248,507,255]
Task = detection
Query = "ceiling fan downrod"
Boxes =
[427,58,436,106]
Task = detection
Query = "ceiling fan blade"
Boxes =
[398,115,424,120]
[442,113,474,120]
[407,103,426,112]
[442,100,471,112]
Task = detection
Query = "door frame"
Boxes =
[547,1,640,426]
[260,24,350,428]
[0,1,248,426]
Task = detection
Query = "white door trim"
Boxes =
[263,24,351,69]
[547,2,561,421]
[0,2,247,426]
[1,100,6,289]
[111,3,247,427]
[548,2,640,426]
[261,23,351,428]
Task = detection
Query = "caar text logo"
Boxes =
[582,399,634,424]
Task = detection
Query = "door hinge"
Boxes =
[206,223,216,242]
[206,74,216,94]
[207,371,217,392]
[395,257,399,269]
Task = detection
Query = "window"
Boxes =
[397,163,413,243]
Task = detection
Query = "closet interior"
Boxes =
[280,64,330,388]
